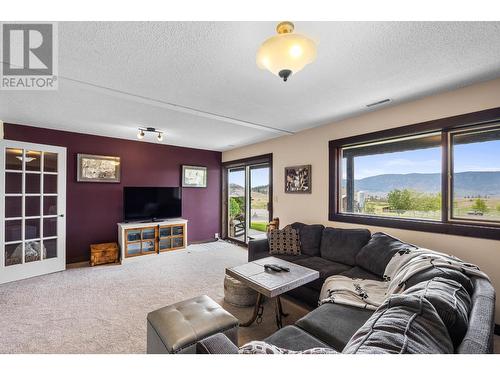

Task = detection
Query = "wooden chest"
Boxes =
[90,242,120,266]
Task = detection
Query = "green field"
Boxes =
[359,196,500,221]
[250,222,267,232]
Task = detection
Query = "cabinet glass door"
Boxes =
[1,141,66,284]
[159,238,171,251]
[172,225,183,236]
[172,236,184,249]
[126,242,141,256]
[142,240,156,253]
[142,228,155,240]
[159,226,171,238]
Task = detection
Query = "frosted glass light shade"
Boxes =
[257,22,317,81]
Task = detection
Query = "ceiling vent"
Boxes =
[366,98,391,108]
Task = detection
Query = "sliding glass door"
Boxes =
[224,154,272,244]
[228,167,247,242]
[249,164,270,239]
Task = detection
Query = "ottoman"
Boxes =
[224,275,258,307]
[147,295,239,354]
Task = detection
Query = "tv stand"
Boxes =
[117,219,188,262]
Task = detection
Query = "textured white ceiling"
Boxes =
[2,21,500,151]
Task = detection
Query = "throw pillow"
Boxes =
[290,222,324,256]
[320,227,371,266]
[239,341,337,354]
[268,226,301,256]
[343,293,454,354]
[355,232,417,277]
[403,277,471,348]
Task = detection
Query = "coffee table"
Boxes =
[226,256,319,329]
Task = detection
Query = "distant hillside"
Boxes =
[343,171,500,197]
[229,183,269,197]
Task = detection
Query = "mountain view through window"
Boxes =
[340,127,500,223]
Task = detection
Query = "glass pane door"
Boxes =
[227,167,246,242]
[1,141,66,284]
[249,164,270,240]
[226,161,272,244]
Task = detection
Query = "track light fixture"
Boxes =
[137,127,164,142]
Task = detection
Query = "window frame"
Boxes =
[329,106,500,240]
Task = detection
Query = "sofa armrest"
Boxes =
[196,333,239,354]
[248,238,269,262]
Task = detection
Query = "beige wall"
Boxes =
[223,78,500,322]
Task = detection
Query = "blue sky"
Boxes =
[228,140,500,185]
[343,139,500,179]
[229,167,269,187]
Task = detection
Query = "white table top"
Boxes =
[226,256,319,298]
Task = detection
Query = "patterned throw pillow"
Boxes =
[268,226,301,256]
[239,341,337,354]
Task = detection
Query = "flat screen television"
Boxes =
[123,187,182,222]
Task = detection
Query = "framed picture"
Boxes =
[285,164,311,194]
[77,154,121,183]
[182,165,207,188]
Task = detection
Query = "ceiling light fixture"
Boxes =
[137,127,164,142]
[257,21,317,82]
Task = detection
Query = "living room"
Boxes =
[1,1,500,373]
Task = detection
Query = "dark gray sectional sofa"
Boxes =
[201,223,496,354]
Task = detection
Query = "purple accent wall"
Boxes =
[4,123,222,264]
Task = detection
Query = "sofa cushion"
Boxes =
[268,226,301,256]
[404,277,471,348]
[320,228,371,266]
[295,302,373,351]
[404,266,473,295]
[355,232,417,277]
[290,222,324,256]
[293,257,351,291]
[343,294,454,354]
[340,266,382,281]
[264,325,332,351]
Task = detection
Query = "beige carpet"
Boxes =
[0,240,310,354]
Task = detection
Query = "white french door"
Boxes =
[0,140,66,284]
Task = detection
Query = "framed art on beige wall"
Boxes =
[77,153,121,183]
[285,164,311,193]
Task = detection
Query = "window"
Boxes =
[329,107,500,240]
[451,126,500,223]
[340,133,442,221]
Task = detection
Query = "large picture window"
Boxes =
[329,107,500,240]
[341,133,442,221]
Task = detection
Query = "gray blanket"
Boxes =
[319,248,488,310]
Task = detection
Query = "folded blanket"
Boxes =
[319,247,488,310]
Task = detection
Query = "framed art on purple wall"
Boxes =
[77,153,121,183]
[182,165,207,188]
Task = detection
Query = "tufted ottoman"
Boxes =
[146,295,239,354]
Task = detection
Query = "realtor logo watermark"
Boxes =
[1,22,58,90]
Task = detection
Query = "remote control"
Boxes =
[276,265,290,272]
[264,264,282,272]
